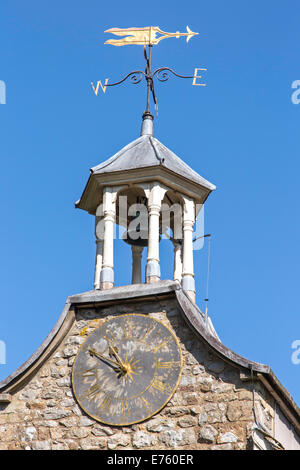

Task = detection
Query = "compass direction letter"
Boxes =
[91,79,109,95]
[192,68,206,86]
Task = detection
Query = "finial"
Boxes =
[140,111,154,136]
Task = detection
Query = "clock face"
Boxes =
[72,314,182,426]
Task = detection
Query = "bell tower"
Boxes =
[76,110,215,302]
[76,27,216,302]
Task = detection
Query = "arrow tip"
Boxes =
[186,25,198,42]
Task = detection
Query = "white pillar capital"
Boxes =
[139,181,167,207]
[148,204,161,215]
[102,186,120,213]
[183,195,196,223]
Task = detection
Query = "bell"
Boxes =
[122,211,149,247]
[122,228,149,247]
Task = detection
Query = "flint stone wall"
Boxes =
[0,299,275,450]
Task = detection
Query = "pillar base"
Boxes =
[100,267,114,290]
[181,275,195,294]
[146,260,160,284]
[146,275,160,284]
[100,281,114,290]
[146,260,160,276]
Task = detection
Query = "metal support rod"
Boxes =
[146,45,152,114]
[103,43,193,118]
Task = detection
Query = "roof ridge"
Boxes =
[87,133,215,191]
[152,137,216,190]
[91,135,147,173]
[149,136,164,164]
[154,137,216,189]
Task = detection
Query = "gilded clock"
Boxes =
[72,314,182,426]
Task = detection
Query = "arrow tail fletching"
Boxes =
[104,26,158,46]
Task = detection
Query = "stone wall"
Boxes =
[0,299,275,450]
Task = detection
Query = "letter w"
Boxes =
[91,79,109,95]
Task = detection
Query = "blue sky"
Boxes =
[0,1,299,404]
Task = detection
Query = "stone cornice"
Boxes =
[76,166,213,215]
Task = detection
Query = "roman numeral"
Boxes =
[120,400,130,416]
[151,378,169,393]
[157,360,181,369]
[141,396,153,411]
[86,383,102,399]
[123,319,133,339]
[99,394,112,412]
[152,337,172,353]
[103,329,116,344]
[140,323,155,342]
[82,366,97,377]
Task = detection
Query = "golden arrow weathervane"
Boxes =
[104,25,198,46]
[91,25,206,117]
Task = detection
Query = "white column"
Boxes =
[94,212,104,290]
[181,196,196,302]
[146,203,161,283]
[144,183,167,284]
[131,246,143,284]
[100,187,117,290]
[94,238,103,289]
[173,240,183,283]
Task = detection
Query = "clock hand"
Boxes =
[108,345,127,372]
[88,348,123,371]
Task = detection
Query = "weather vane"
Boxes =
[91,25,206,117]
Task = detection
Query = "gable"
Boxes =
[0,283,299,450]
